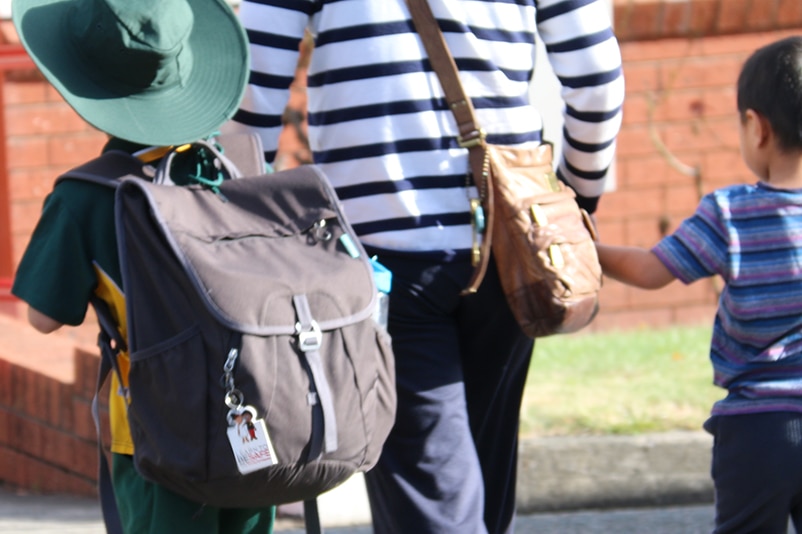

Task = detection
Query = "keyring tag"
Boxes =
[226,405,278,474]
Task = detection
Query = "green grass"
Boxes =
[520,325,725,437]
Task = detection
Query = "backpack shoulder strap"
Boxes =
[59,150,145,534]
[55,150,150,188]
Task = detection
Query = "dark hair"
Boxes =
[737,36,802,152]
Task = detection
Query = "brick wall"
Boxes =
[1,0,802,497]
[0,312,108,497]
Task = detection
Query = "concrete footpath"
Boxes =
[0,430,714,533]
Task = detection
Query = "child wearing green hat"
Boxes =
[10,0,275,532]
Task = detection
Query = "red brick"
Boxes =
[612,0,799,41]
[593,189,627,220]
[595,210,624,233]
[777,0,802,26]
[10,413,41,455]
[593,215,622,237]
[621,93,652,127]
[623,188,667,219]
[624,214,667,247]
[0,359,11,407]
[10,197,44,235]
[616,125,655,157]
[0,446,27,486]
[9,365,31,413]
[662,0,692,38]
[701,86,738,118]
[598,276,629,307]
[657,57,733,91]
[628,275,712,308]
[651,89,711,122]
[701,148,749,184]
[8,167,56,202]
[73,348,101,400]
[744,0,780,32]
[620,154,672,189]
[700,31,773,56]
[57,383,74,432]
[665,182,702,217]
[621,62,661,95]
[659,121,723,152]
[0,410,9,446]
[38,425,69,469]
[3,80,47,105]
[6,136,48,168]
[22,458,86,494]
[688,0,719,36]
[717,0,750,34]
[622,39,674,64]
[706,115,741,148]
[617,0,663,42]
[6,103,94,136]
[48,132,106,168]
[62,436,85,476]
[71,398,96,442]
[37,376,60,427]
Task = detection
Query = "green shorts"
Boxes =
[111,453,275,534]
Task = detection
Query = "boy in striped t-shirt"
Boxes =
[596,36,802,533]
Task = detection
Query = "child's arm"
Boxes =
[27,306,63,334]
[595,243,676,289]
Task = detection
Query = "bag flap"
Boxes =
[116,166,376,336]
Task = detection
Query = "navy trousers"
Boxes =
[364,252,534,534]
[705,412,802,533]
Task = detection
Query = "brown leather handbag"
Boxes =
[407,0,602,338]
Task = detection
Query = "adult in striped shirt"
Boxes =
[596,36,802,534]
[226,1,624,533]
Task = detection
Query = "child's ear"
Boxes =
[745,109,772,148]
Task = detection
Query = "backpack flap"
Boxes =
[118,165,376,343]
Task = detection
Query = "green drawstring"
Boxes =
[188,148,225,189]
[185,137,228,201]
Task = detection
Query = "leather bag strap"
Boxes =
[406,0,493,294]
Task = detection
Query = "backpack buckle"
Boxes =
[295,321,322,352]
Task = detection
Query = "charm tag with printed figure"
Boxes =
[226,405,278,474]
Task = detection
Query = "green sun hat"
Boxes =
[12,0,249,146]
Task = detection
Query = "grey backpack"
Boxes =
[58,137,396,524]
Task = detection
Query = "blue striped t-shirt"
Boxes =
[653,182,802,416]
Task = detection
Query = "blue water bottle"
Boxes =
[370,258,392,330]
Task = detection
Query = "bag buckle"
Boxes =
[458,128,486,148]
[295,320,322,352]
[469,197,485,266]
[546,171,561,192]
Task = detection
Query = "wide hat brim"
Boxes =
[13,0,249,146]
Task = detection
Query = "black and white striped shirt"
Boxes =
[226,0,624,257]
